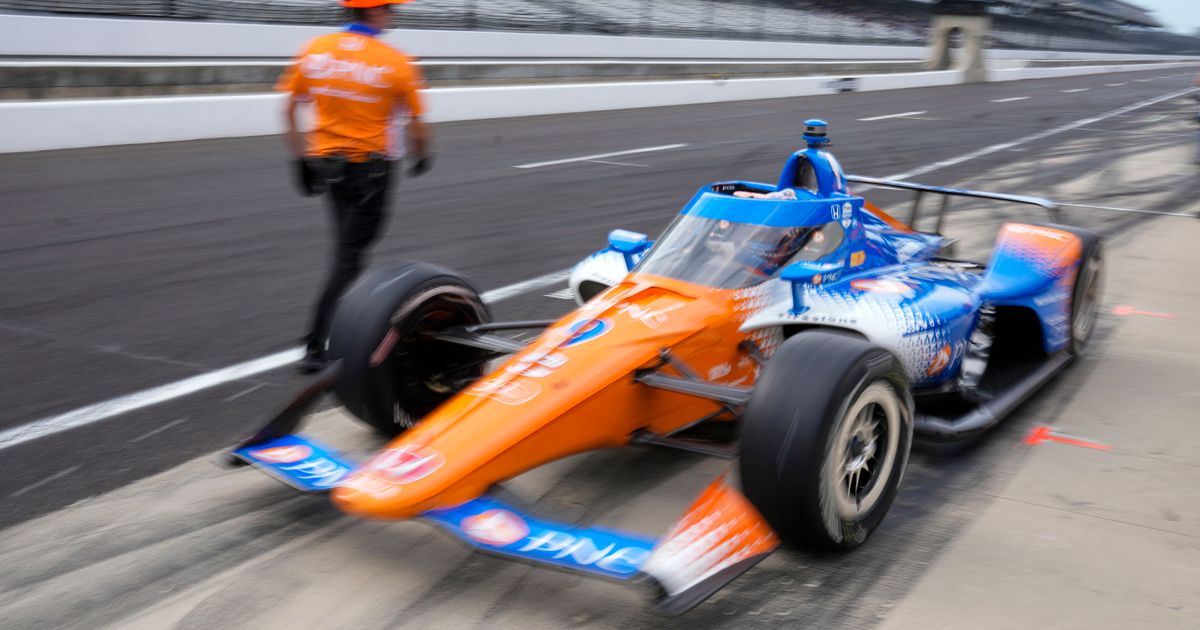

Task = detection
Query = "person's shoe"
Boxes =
[296,349,328,374]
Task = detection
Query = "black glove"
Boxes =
[293,158,327,197]
[409,154,434,178]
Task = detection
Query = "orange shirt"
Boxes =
[278,30,426,160]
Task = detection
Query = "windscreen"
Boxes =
[637,215,824,289]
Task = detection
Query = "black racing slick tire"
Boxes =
[327,262,490,436]
[1066,230,1103,355]
[739,331,914,550]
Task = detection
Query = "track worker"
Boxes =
[279,0,433,373]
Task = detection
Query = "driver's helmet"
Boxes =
[705,219,737,248]
[761,227,812,269]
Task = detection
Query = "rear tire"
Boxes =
[1036,224,1103,355]
[739,331,913,550]
[328,262,490,436]
[1067,233,1103,355]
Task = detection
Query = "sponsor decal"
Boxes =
[841,202,854,229]
[564,318,612,347]
[462,509,531,547]
[251,444,313,464]
[615,301,681,330]
[786,313,858,325]
[300,53,393,88]
[850,251,867,267]
[515,532,650,575]
[851,278,915,297]
[337,35,366,51]
[236,436,354,492]
[1006,224,1072,242]
[926,344,953,377]
[468,377,542,406]
[341,473,401,499]
[506,352,568,378]
[707,363,732,381]
[425,498,656,579]
[279,457,351,489]
[367,445,445,485]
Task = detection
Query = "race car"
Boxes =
[227,119,1102,614]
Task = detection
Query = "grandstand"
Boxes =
[1,0,1196,54]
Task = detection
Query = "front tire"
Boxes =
[739,331,913,550]
[327,262,490,436]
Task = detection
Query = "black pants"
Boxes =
[305,159,395,355]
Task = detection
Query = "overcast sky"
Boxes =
[1130,0,1200,34]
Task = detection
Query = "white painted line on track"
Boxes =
[586,159,651,168]
[515,144,687,169]
[8,466,81,498]
[1061,88,1091,93]
[856,111,927,122]
[130,417,190,443]
[881,87,1199,182]
[479,269,571,302]
[1105,83,1127,87]
[991,96,1029,103]
[0,268,572,452]
[223,383,265,402]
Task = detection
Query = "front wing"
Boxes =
[232,434,779,613]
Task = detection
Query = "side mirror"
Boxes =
[781,260,842,314]
[608,229,651,270]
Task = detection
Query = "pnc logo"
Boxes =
[462,509,530,547]
[251,445,313,464]
[368,446,445,484]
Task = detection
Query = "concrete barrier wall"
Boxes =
[990,61,1200,81]
[3,60,1198,153]
[0,70,962,153]
[0,14,1193,62]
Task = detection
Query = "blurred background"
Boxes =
[0,1,1197,629]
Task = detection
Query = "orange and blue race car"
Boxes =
[227,119,1103,614]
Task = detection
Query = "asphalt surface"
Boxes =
[0,66,1198,628]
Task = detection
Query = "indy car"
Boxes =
[227,120,1102,614]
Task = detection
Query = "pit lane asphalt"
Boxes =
[0,68,1196,616]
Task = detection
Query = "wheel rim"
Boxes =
[829,381,902,521]
[382,288,487,428]
[1073,251,1102,345]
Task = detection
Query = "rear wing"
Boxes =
[846,174,1062,234]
